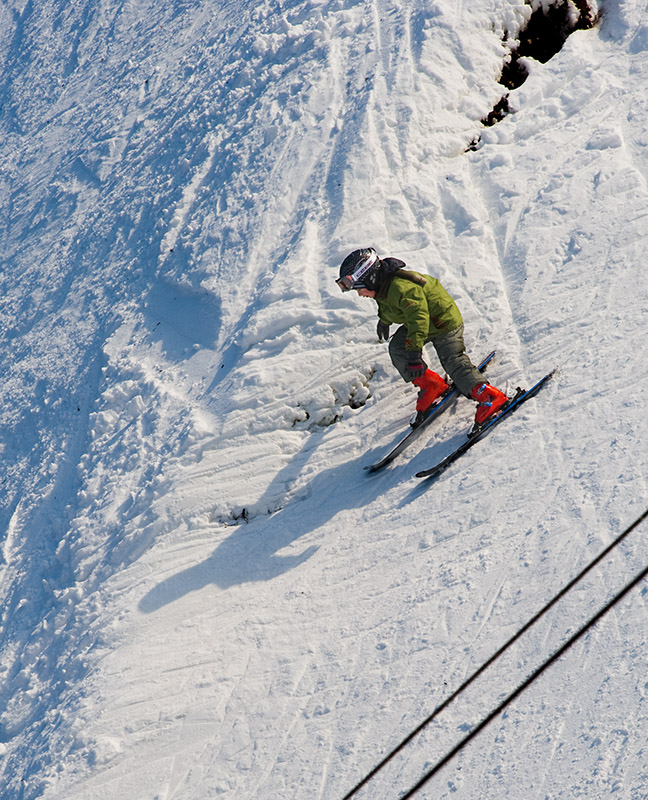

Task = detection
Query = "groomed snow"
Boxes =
[1,0,648,797]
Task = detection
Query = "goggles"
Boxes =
[336,251,378,292]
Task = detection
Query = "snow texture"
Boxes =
[1,0,648,798]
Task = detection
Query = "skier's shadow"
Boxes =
[139,428,397,613]
[397,425,475,507]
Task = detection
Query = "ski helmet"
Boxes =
[336,247,380,292]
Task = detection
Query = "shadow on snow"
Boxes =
[138,432,405,612]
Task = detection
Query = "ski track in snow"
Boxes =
[2,0,648,798]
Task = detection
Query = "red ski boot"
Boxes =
[413,370,449,414]
[471,382,508,426]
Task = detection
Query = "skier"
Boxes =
[336,247,508,427]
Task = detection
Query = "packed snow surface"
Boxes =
[1,0,648,797]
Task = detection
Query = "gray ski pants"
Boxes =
[388,323,484,397]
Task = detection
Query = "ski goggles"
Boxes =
[336,251,378,292]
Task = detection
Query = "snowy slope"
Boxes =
[1,0,648,798]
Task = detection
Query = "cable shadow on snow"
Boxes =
[139,429,396,612]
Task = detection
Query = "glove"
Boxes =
[377,320,390,342]
[404,353,427,381]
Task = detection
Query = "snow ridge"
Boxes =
[1,1,648,798]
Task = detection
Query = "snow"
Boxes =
[1,0,648,797]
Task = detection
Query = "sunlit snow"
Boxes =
[1,0,648,798]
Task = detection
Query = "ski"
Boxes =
[364,351,496,473]
[415,369,555,481]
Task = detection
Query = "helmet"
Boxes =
[336,248,380,292]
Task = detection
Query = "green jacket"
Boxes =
[377,274,463,351]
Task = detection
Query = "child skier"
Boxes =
[336,247,508,427]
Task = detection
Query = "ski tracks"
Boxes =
[363,0,528,382]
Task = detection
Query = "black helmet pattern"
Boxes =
[337,247,380,292]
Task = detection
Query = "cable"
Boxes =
[341,508,648,800]
[400,541,648,798]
